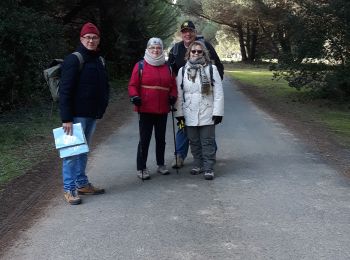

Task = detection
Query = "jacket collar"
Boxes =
[77,43,100,57]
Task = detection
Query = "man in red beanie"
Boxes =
[80,22,100,51]
[59,22,109,205]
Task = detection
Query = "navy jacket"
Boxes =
[168,39,224,80]
[59,44,109,122]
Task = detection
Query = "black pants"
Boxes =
[137,113,168,170]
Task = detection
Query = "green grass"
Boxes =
[225,65,295,91]
[0,79,128,186]
[0,105,60,184]
[225,63,350,145]
[319,111,350,143]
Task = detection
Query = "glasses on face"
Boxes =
[190,49,203,54]
[181,29,195,34]
[148,46,162,51]
[82,36,100,42]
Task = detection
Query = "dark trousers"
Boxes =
[137,113,168,170]
[186,125,216,172]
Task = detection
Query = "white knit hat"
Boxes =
[147,37,163,50]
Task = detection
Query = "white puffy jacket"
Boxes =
[175,64,224,126]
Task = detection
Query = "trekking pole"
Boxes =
[138,112,144,182]
[170,105,179,174]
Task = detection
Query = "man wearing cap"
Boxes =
[168,21,224,78]
[59,22,109,205]
[168,20,224,169]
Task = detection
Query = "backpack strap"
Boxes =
[209,63,215,86]
[138,60,144,80]
[169,43,180,68]
[172,42,180,57]
[72,52,84,70]
[99,56,105,67]
[72,52,105,69]
[168,64,173,77]
[136,59,144,99]
[181,66,185,89]
[181,67,186,103]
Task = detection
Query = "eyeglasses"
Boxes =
[148,46,162,51]
[190,49,203,54]
[82,36,100,41]
[181,29,195,33]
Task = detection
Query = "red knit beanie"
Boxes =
[80,22,100,37]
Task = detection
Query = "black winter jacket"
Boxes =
[168,39,224,80]
[59,44,109,123]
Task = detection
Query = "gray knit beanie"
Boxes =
[147,37,163,50]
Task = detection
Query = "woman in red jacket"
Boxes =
[128,37,177,180]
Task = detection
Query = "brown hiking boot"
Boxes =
[64,190,82,205]
[77,184,105,195]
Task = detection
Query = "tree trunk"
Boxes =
[246,22,251,61]
[277,25,291,54]
[258,19,280,57]
[236,22,247,61]
[249,26,259,62]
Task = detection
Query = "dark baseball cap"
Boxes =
[180,20,196,32]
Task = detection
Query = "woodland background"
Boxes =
[1,0,350,111]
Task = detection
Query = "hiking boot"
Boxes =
[171,155,184,169]
[64,190,82,205]
[190,167,202,175]
[77,184,105,195]
[137,168,151,180]
[204,171,215,180]
[157,165,170,175]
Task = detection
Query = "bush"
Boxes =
[0,2,66,111]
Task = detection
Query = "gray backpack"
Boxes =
[43,52,84,102]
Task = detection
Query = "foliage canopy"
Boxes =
[0,0,179,111]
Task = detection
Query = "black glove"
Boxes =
[212,116,223,125]
[169,96,177,106]
[130,96,141,106]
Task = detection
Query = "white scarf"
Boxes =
[144,49,166,66]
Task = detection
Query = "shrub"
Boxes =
[0,2,66,111]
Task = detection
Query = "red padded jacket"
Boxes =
[128,60,177,114]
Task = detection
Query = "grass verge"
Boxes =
[0,80,128,186]
[225,63,350,145]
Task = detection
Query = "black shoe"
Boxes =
[190,167,202,175]
[204,171,214,180]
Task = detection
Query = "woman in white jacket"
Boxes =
[175,40,224,180]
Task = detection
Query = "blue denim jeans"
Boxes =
[175,128,189,160]
[62,117,96,191]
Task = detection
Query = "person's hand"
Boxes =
[176,116,185,129]
[169,96,177,106]
[176,116,185,125]
[212,116,223,125]
[63,122,73,135]
[130,96,142,106]
[176,116,185,123]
